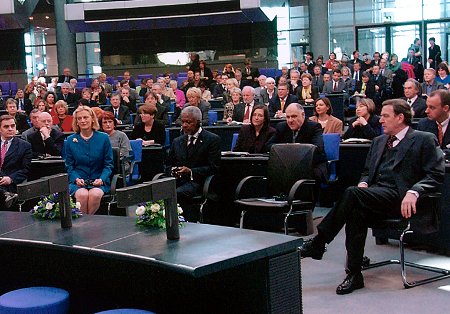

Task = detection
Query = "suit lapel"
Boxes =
[443,124,450,148]
[393,128,415,168]
[3,138,18,168]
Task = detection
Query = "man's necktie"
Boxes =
[386,135,397,149]
[437,122,443,146]
[381,69,384,76]
[244,104,251,120]
[187,136,195,157]
[63,94,67,101]
[19,99,23,110]
[333,82,337,92]
[114,109,119,119]
[361,83,366,94]
[0,140,8,169]
[355,72,359,81]
[407,99,412,106]
[280,99,285,111]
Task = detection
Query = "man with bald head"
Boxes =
[27,111,65,158]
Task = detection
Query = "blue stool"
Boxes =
[0,286,69,313]
[96,310,155,314]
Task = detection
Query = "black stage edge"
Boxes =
[0,213,303,314]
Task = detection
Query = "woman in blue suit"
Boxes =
[65,105,113,214]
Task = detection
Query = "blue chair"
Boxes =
[322,133,340,183]
[168,114,173,127]
[130,113,137,125]
[0,286,69,314]
[61,139,67,159]
[96,309,154,314]
[169,101,175,113]
[165,128,170,148]
[208,111,218,126]
[127,139,143,186]
[230,132,239,151]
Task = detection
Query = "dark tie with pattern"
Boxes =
[187,136,195,157]
[386,135,397,149]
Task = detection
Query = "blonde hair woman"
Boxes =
[65,106,113,214]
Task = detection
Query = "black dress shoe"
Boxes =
[299,238,326,260]
[336,272,364,295]
[3,192,18,209]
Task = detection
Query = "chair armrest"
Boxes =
[326,159,339,184]
[202,175,219,202]
[152,172,166,181]
[110,173,122,195]
[288,179,316,205]
[235,176,267,200]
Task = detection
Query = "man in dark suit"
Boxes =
[312,66,324,92]
[5,98,29,134]
[288,70,301,95]
[104,93,131,125]
[323,70,346,94]
[305,52,315,73]
[28,112,65,158]
[122,70,136,89]
[167,106,221,222]
[120,87,137,114]
[268,83,298,118]
[230,86,259,124]
[266,103,327,181]
[301,99,445,295]
[421,68,445,96]
[15,89,33,116]
[402,79,427,118]
[428,37,442,70]
[417,89,450,150]
[0,115,32,208]
[351,62,362,83]
[234,69,247,90]
[242,58,260,88]
[57,67,75,84]
[57,83,79,107]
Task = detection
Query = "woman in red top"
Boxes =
[52,100,73,132]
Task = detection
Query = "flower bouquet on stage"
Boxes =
[30,193,83,220]
[135,200,184,229]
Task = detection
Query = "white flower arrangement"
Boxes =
[135,200,184,229]
[30,193,83,220]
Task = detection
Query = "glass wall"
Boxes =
[24,27,57,80]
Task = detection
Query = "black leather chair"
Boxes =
[363,193,450,288]
[234,143,317,235]
[103,147,124,215]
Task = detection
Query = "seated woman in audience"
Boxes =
[170,79,186,120]
[223,78,239,104]
[436,62,450,88]
[354,71,376,99]
[224,87,242,122]
[157,77,176,100]
[261,77,277,105]
[199,82,212,101]
[81,87,97,107]
[65,105,113,215]
[52,100,73,132]
[343,98,381,140]
[233,105,275,153]
[24,83,36,104]
[35,99,49,112]
[130,103,166,146]
[143,91,169,126]
[325,52,337,71]
[100,111,131,173]
[296,73,319,105]
[388,53,408,98]
[89,78,106,106]
[175,87,210,126]
[309,97,343,135]
[341,66,354,92]
[44,91,57,116]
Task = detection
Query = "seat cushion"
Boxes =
[0,286,69,314]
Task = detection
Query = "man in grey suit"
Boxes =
[402,79,427,118]
[379,58,393,88]
[312,65,324,92]
[301,99,445,295]
[323,70,347,94]
[421,68,445,96]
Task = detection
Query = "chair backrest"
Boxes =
[129,139,143,162]
[231,132,239,151]
[165,128,170,148]
[111,147,121,175]
[61,139,67,159]
[323,133,340,161]
[267,143,316,195]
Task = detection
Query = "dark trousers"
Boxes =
[317,186,401,273]
[176,181,201,222]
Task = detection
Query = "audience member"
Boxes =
[296,73,319,105]
[14,89,33,115]
[223,63,235,78]
[35,100,49,113]
[422,68,445,96]
[242,58,260,87]
[354,71,376,99]
[98,73,113,97]
[120,87,137,113]
[309,97,343,134]
[341,66,354,92]
[305,52,315,73]
[0,115,32,208]
[234,69,246,90]
[260,77,277,105]
[52,100,74,132]
[312,65,324,92]
[65,105,113,215]
[389,54,408,98]
[104,93,131,125]
[21,109,42,141]
[417,89,450,150]
[5,98,29,134]
[323,69,346,94]
[254,75,267,103]
[301,99,444,295]
[187,53,200,73]
[89,78,107,106]
[233,105,276,153]
[223,87,243,122]
[269,82,298,118]
[402,78,427,118]
[44,91,57,115]
[343,98,381,140]
[167,106,221,221]
[57,67,75,84]
[275,65,289,85]
[428,37,442,69]
[139,91,169,127]
[122,70,136,89]
[130,103,166,146]
[325,52,337,71]
[199,60,213,86]
[176,87,210,126]
[199,82,212,101]
[288,69,301,95]
[28,111,64,158]
[170,79,186,120]
[352,62,362,83]
[139,78,154,97]
[213,74,227,98]
[435,63,450,88]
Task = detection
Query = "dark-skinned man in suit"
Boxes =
[167,106,221,222]
[0,115,32,208]
[301,99,445,295]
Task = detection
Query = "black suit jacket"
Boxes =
[243,67,260,87]
[234,124,276,153]
[417,117,450,150]
[57,75,75,84]
[268,94,298,117]
[28,128,65,158]
[14,113,30,134]
[15,98,33,115]
[323,80,347,94]
[57,92,79,106]
[360,128,444,200]
[296,87,319,105]
[343,114,381,140]
[167,129,221,185]
[104,105,131,124]
[402,97,427,118]
[266,120,327,181]
[354,80,376,99]
[0,137,32,192]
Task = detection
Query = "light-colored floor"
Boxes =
[301,208,450,314]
